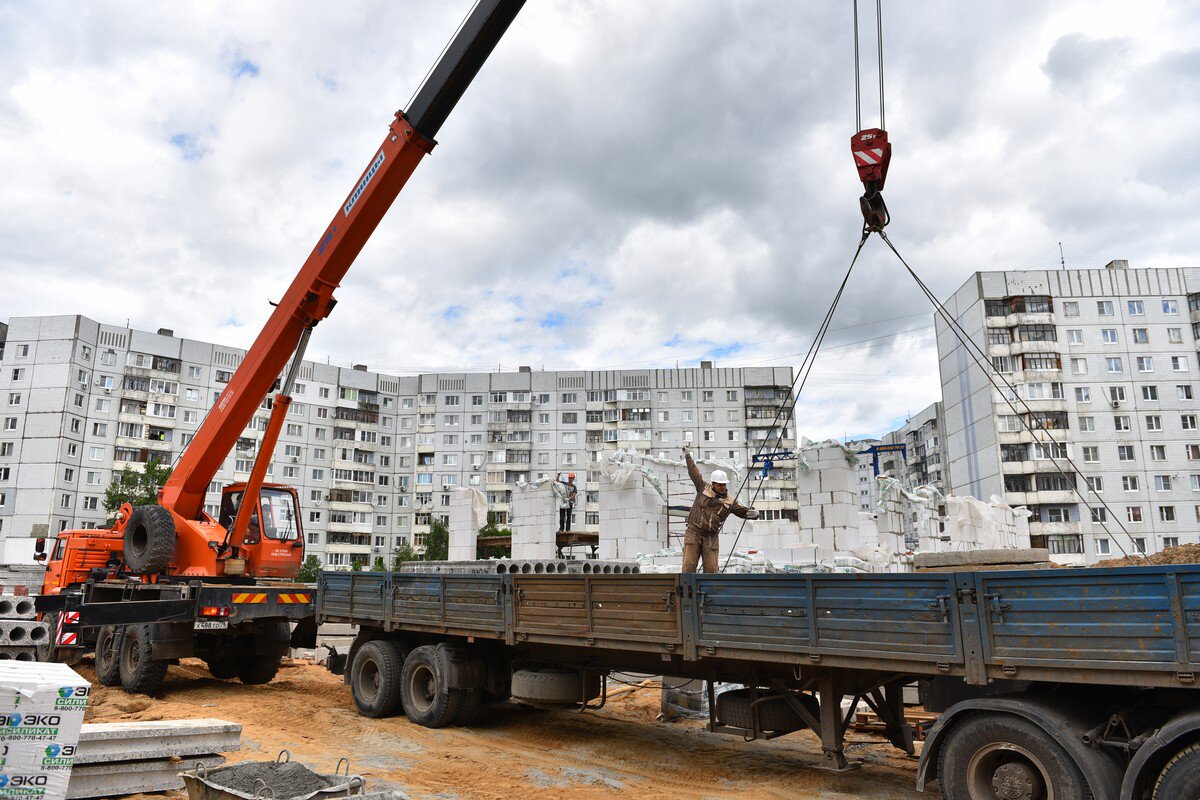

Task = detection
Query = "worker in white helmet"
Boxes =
[681,444,758,573]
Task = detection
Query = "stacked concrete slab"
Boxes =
[67,718,241,799]
[400,559,639,575]
[0,594,47,660]
[597,470,667,561]
[510,482,559,560]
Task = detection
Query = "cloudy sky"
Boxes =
[1,1,1197,441]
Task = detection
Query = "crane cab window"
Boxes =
[219,488,302,544]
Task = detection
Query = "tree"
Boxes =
[297,555,321,583]
[392,544,418,569]
[371,557,386,572]
[423,518,449,561]
[477,511,513,539]
[103,458,172,514]
[351,558,365,572]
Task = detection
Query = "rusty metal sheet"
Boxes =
[512,574,682,648]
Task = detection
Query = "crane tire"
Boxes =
[94,626,123,686]
[118,624,168,694]
[124,506,176,574]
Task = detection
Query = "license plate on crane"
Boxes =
[193,620,229,630]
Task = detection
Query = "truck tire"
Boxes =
[118,624,168,694]
[94,626,123,686]
[124,506,176,574]
[716,688,818,733]
[1153,742,1200,799]
[236,654,282,685]
[350,640,405,718]
[455,689,483,724]
[937,714,1091,800]
[400,645,463,728]
[205,657,237,680]
[510,668,600,706]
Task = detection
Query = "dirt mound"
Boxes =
[1097,543,1200,567]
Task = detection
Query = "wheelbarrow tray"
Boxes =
[182,760,365,800]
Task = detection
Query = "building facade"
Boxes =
[0,315,796,567]
[938,262,1200,563]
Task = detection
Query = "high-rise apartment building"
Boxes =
[0,315,796,567]
[938,262,1200,563]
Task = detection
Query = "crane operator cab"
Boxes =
[218,483,304,578]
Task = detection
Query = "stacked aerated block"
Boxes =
[796,445,860,557]
[510,483,558,560]
[0,595,48,661]
[0,661,90,800]
[447,489,480,561]
[597,472,668,561]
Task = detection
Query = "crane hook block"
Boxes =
[851,128,891,190]
[852,128,892,231]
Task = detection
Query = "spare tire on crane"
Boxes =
[124,505,177,574]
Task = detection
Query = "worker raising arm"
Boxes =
[681,444,758,574]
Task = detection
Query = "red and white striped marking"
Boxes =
[853,147,886,166]
[57,630,77,646]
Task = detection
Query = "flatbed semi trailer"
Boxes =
[317,565,1200,800]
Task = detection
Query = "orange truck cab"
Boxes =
[35,530,124,595]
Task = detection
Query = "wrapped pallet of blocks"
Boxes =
[0,661,90,800]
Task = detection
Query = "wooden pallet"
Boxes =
[852,708,941,741]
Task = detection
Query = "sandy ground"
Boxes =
[80,658,928,800]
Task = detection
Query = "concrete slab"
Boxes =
[914,548,1051,569]
[76,718,241,764]
[0,619,48,645]
[67,754,225,799]
[0,645,36,661]
[0,595,37,619]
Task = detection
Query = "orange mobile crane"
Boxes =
[35,0,526,693]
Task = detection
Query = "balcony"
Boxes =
[1004,490,1078,505]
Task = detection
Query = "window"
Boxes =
[15,345,28,357]
[1070,358,1087,375]
[91,422,107,436]
[1190,445,1200,460]
[1123,475,1140,491]
[993,356,1015,374]
[60,493,71,509]
[1131,328,1149,344]
[1082,446,1100,463]
[1164,536,1180,548]
[1101,328,1118,344]
[0,443,12,457]
[1146,415,1162,431]
[3,418,15,432]
[444,395,460,406]
[1106,357,1123,374]
[1158,507,1174,522]
[1143,385,1159,401]
[1164,299,1180,315]
[1024,354,1060,371]
[1063,301,1079,317]
[1086,476,1103,492]
[6,393,20,407]
[1184,415,1198,431]
[561,393,577,404]
[1118,445,1135,461]
[561,413,578,424]
[1172,356,1188,372]
[1151,445,1167,461]
[1078,416,1095,432]
[89,446,102,461]
[1137,357,1153,372]
[1096,537,1110,554]
[1169,328,1183,343]
[1132,538,1147,553]
[1075,387,1090,402]
[1066,329,1083,344]
[988,329,1012,345]
[998,415,1022,432]
[1127,506,1144,523]
[1128,300,1145,316]
[1114,415,1130,431]
[1181,385,1195,400]
[1110,386,1126,403]
[1155,475,1173,491]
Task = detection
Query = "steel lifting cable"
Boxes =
[876,231,1144,560]
[719,232,871,571]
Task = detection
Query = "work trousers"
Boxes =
[559,507,572,532]
[682,533,719,573]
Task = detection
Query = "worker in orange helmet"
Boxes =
[556,472,578,533]
[681,444,758,573]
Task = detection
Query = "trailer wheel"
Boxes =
[937,714,1091,800]
[350,640,405,718]
[510,668,600,706]
[94,626,123,686]
[1153,742,1200,799]
[124,506,176,574]
[716,688,818,733]
[400,645,463,728]
[118,624,168,694]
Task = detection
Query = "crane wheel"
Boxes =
[94,626,123,686]
[124,506,177,574]
[118,624,168,694]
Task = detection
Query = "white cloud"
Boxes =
[2,0,1199,441]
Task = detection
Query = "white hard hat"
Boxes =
[710,469,728,484]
